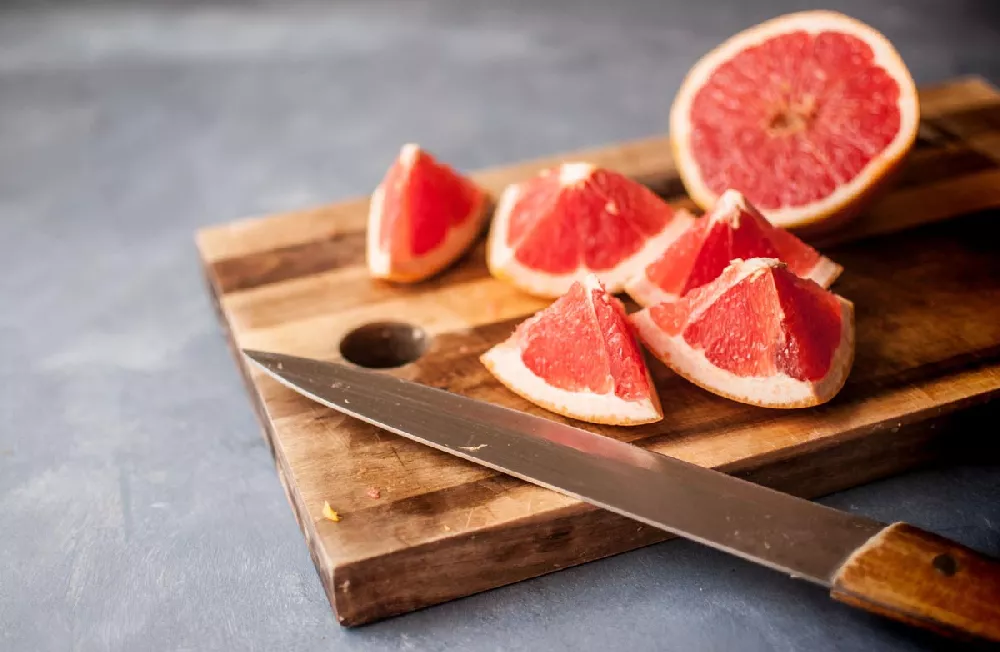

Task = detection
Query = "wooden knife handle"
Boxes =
[831,522,1000,642]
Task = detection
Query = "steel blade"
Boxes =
[244,349,883,586]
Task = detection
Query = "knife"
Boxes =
[244,349,1000,643]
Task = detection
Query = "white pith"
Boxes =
[804,256,843,288]
[481,273,662,425]
[624,272,682,308]
[669,10,920,229]
[711,189,747,227]
[400,142,420,165]
[487,178,696,298]
[630,259,855,408]
[367,154,487,282]
[559,162,597,185]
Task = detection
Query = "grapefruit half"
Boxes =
[367,144,487,282]
[487,163,694,298]
[631,258,854,408]
[625,189,842,307]
[481,274,662,425]
[670,11,919,231]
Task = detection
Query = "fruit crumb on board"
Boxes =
[322,501,341,522]
[366,486,381,499]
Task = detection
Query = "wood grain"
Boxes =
[832,523,1000,643]
[196,76,1000,626]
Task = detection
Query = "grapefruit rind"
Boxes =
[480,275,663,425]
[670,10,919,231]
[487,177,695,298]
[630,258,855,408]
[367,146,489,283]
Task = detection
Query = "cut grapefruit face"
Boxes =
[625,189,842,307]
[368,144,488,283]
[487,163,694,298]
[631,258,854,408]
[670,11,919,231]
[481,274,662,425]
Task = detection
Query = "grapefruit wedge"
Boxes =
[631,258,854,408]
[481,274,662,425]
[626,189,842,307]
[487,163,693,298]
[670,11,919,231]
[367,144,488,282]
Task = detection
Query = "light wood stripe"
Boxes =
[231,274,550,359]
[221,242,493,331]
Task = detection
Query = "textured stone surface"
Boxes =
[1,1,999,650]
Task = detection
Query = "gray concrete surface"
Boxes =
[2,1,999,650]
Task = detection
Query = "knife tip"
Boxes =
[241,348,282,369]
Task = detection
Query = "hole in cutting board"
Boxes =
[340,322,428,369]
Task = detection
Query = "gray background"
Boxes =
[2,1,999,650]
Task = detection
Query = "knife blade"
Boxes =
[244,349,1000,642]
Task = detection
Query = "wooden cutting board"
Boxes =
[197,76,1000,627]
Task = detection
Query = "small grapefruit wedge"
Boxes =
[487,163,694,298]
[625,189,842,307]
[481,274,662,425]
[631,258,854,408]
[367,144,487,282]
[670,11,919,231]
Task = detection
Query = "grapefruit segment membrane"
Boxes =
[625,189,842,306]
[367,144,488,282]
[487,163,694,298]
[481,274,663,425]
[630,258,854,408]
[670,10,919,231]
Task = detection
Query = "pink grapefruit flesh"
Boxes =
[487,163,694,298]
[631,258,854,408]
[368,144,487,282]
[481,274,662,425]
[670,11,919,231]
[626,189,842,306]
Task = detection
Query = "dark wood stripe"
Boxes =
[207,105,1000,296]
[211,231,367,294]
[893,145,996,188]
[926,103,1000,141]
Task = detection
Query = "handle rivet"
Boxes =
[932,553,958,576]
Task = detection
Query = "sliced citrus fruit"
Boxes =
[487,163,694,298]
[481,274,662,425]
[670,10,919,231]
[631,258,854,408]
[625,189,842,307]
[367,144,487,282]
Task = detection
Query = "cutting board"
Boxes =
[197,76,1000,626]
